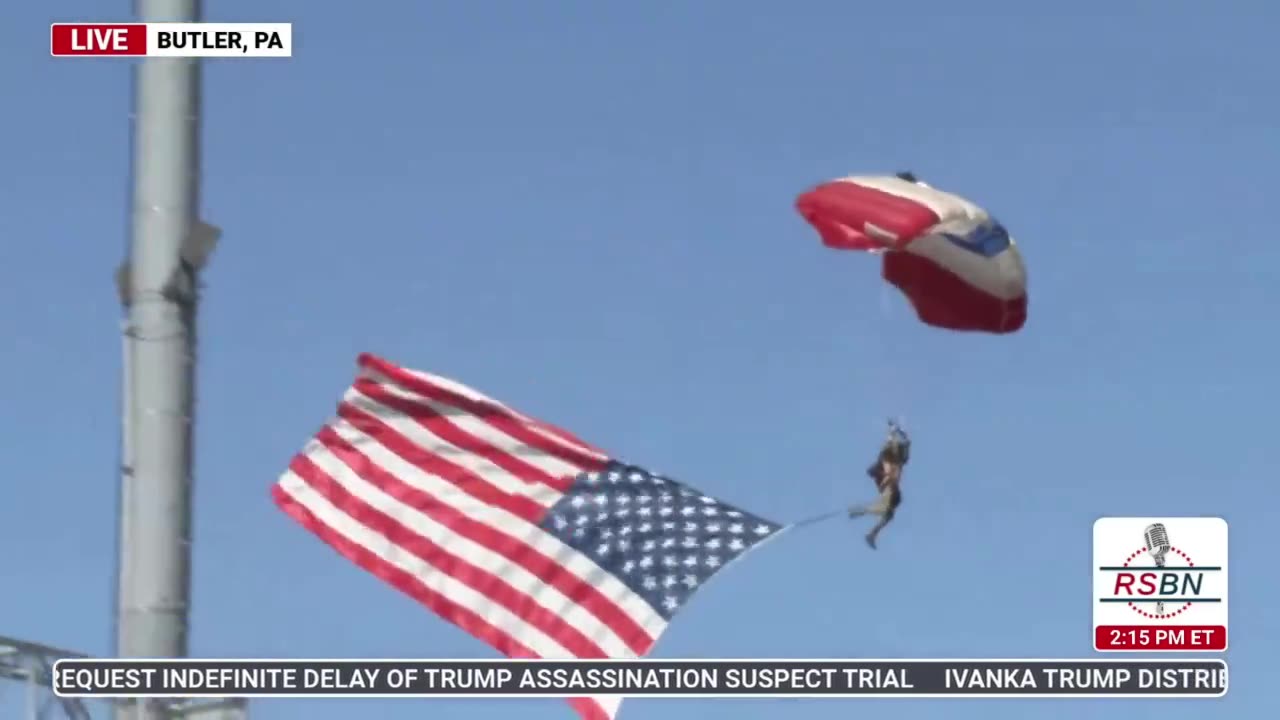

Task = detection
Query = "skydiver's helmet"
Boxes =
[895,171,919,183]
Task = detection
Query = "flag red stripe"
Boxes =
[315,425,656,655]
[337,403,546,524]
[276,476,615,720]
[567,697,611,720]
[526,417,607,459]
[358,353,609,472]
[354,378,576,493]
[271,482,541,658]
[288,454,611,659]
[280,354,647,720]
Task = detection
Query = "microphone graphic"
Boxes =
[1143,523,1171,615]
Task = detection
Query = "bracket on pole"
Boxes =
[115,220,221,308]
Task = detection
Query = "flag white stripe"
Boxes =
[373,366,610,463]
[326,417,669,640]
[343,389,565,507]
[276,471,579,659]
[592,696,624,717]
[301,440,643,659]
[367,379,590,481]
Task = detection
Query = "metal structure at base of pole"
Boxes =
[111,1,244,719]
[0,635,92,720]
[1,635,248,720]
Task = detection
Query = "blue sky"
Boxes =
[3,0,1276,718]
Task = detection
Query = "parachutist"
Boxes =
[894,171,919,183]
[848,421,909,549]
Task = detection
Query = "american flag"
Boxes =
[272,354,785,720]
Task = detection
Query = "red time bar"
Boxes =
[1096,625,1226,651]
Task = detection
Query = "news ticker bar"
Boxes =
[51,23,292,57]
[53,659,1227,698]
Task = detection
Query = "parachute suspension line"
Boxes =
[789,507,846,529]
[748,507,847,554]
[874,271,907,434]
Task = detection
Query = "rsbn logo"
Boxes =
[1092,517,1228,652]
[1101,534,1219,619]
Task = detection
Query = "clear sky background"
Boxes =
[3,1,1276,718]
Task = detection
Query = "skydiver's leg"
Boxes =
[849,489,891,519]
[865,508,896,549]
[864,488,901,549]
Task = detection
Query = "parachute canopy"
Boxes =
[795,174,1027,334]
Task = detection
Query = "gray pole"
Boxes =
[115,1,216,718]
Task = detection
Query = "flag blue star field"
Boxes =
[273,353,785,720]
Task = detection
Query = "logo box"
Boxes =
[1092,517,1227,652]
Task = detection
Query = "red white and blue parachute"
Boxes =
[795,173,1027,333]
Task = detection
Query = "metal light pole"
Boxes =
[113,1,225,718]
[5,2,246,719]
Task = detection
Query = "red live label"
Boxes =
[1095,625,1226,651]
[51,24,146,56]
